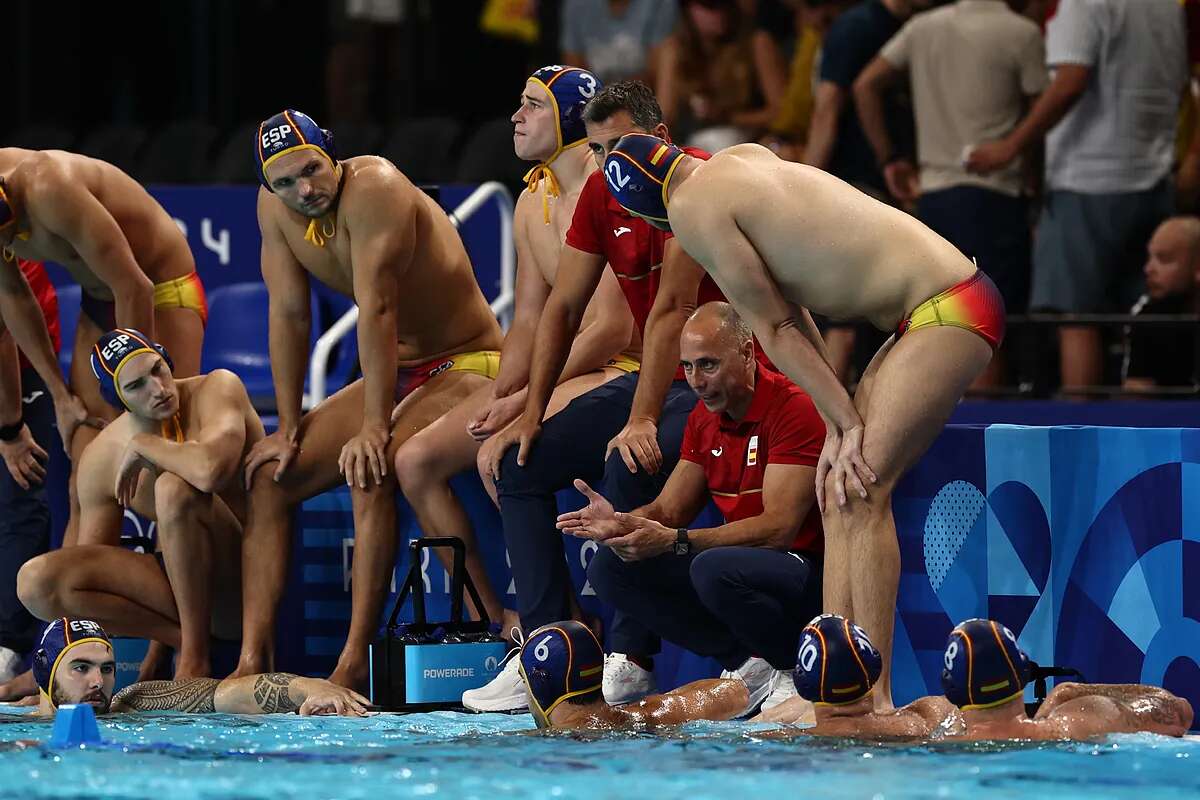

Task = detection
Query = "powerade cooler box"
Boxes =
[369,537,508,711]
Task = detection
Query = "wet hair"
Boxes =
[582,80,664,130]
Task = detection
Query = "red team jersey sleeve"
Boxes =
[764,391,825,467]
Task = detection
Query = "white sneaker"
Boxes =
[721,656,775,718]
[760,669,797,712]
[602,653,656,705]
[0,646,20,684]
[461,648,528,712]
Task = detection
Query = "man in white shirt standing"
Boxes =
[964,0,1187,394]
[854,0,1049,385]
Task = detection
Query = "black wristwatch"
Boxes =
[0,419,22,442]
[674,528,691,556]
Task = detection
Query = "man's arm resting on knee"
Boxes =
[32,172,155,334]
[561,268,635,382]
[347,180,413,432]
[519,245,607,422]
[627,241,706,425]
[257,191,313,439]
[127,371,251,493]
[491,207,551,399]
[677,214,858,430]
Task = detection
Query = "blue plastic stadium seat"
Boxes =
[200,282,322,411]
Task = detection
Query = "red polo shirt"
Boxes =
[16,260,60,371]
[679,366,825,553]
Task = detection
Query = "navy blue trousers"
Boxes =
[0,369,54,654]
[497,372,698,650]
[588,545,822,671]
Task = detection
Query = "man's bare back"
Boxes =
[0,148,192,299]
[669,144,973,330]
[258,154,501,363]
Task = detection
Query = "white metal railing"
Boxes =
[305,181,515,407]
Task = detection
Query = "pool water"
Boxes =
[2,708,1197,799]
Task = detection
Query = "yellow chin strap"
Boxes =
[522,139,587,224]
[304,215,338,248]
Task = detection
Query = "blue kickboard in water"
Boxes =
[49,704,103,748]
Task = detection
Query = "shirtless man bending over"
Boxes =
[239,111,503,689]
[393,66,637,634]
[942,619,1192,740]
[0,148,207,536]
[600,135,1006,706]
[15,328,263,681]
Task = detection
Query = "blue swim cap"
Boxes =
[90,328,174,410]
[793,614,882,706]
[33,618,113,708]
[519,621,604,727]
[603,133,687,229]
[941,619,1029,710]
[527,65,602,156]
[256,109,337,190]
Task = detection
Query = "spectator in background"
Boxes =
[1123,216,1200,392]
[802,0,926,384]
[0,259,57,688]
[561,0,678,84]
[966,0,1187,395]
[749,0,794,127]
[657,0,782,152]
[854,0,1048,386]
[761,0,853,163]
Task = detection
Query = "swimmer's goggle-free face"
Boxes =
[512,81,561,163]
[264,149,342,219]
[117,351,179,421]
[50,641,115,714]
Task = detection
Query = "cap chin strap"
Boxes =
[302,162,344,248]
[522,139,587,224]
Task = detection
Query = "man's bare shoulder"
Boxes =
[187,369,254,413]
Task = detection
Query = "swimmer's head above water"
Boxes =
[515,65,601,165]
[256,109,342,219]
[33,618,115,714]
[941,618,1029,711]
[518,620,605,728]
[91,328,178,417]
[793,614,882,708]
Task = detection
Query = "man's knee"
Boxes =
[689,549,735,598]
[393,437,436,494]
[495,447,552,497]
[601,451,661,510]
[585,546,627,601]
[16,554,60,615]
[155,472,203,522]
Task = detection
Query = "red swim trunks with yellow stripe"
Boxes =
[895,270,1006,351]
